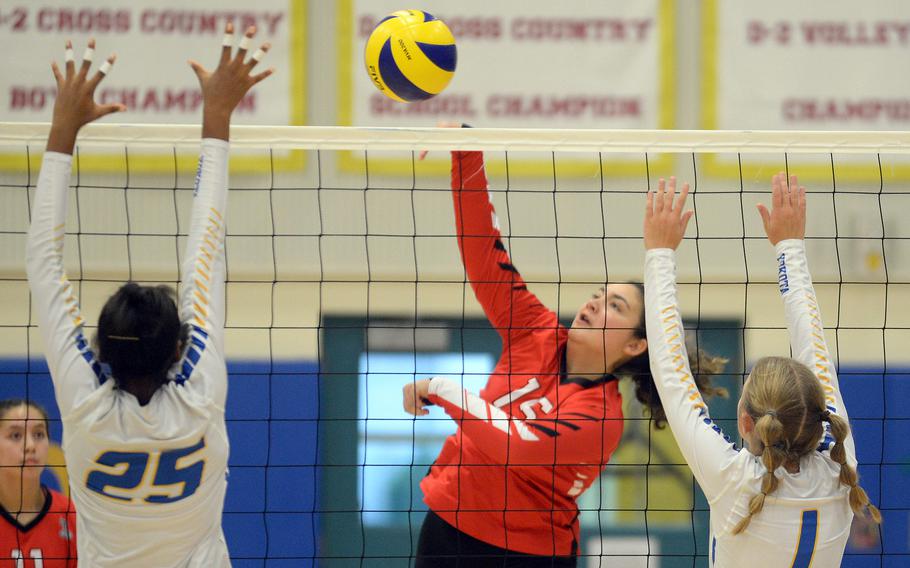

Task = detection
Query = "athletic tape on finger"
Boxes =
[82,47,94,63]
[64,48,75,63]
[222,33,233,47]
[238,35,252,51]
[251,48,267,62]
[99,60,113,75]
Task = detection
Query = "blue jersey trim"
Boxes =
[75,330,108,385]
[815,405,838,452]
[173,325,210,386]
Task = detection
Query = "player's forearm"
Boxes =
[645,249,734,495]
[202,109,231,141]
[25,152,84,379]
[426,377,606,465]
[450,152,530,326]
[26,152,72,277]
[180,139,229,331]
[644,250,708,430]
[46,123,80,155]
[775,240,844,414]
[427,377,539,461]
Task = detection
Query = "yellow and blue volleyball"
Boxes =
[364,10,457,103]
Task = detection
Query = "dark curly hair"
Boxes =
[93,283,188,399]
[613,283,728,429]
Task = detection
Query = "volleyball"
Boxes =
[364,10,457,103]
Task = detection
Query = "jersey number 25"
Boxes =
[85,438,206,504]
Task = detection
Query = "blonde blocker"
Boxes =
[732,356,882,534]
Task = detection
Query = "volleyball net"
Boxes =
[0,124,907,567]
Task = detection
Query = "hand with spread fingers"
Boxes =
[643,176,695,251]
[47,39,125,154]
[189,22,274,140]
[757,173,807,245]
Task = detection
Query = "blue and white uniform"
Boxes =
[25,140,232,567]
[644,240,854,568]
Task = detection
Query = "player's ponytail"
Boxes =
[733,412,786,534]
[733,356,881,534]
[827,411,883,523]
[618,283,728,429]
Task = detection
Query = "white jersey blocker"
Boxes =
[644,241,855,568]
[26,140,233,567]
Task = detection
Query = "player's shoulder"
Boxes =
[715,445,757,483]
[0,487,74,536]
[46,488,76,514]
[524,311,566,344]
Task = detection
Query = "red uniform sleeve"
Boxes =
[451,151,553,338]
[427,376,622,466]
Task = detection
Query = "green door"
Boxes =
[318,316,742,568]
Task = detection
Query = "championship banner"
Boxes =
[339,0,675,177]
[0,0,305,173]
[702,0,910,180]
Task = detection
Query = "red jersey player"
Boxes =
[0,400,76,567]
[403,135,726,567]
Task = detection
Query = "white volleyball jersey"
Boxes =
[25,140,233,567]
[644,240,855,568]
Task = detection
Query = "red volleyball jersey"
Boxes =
[0,488,77,567]
[420,151,625,557]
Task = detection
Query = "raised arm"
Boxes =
[643,178,739,501]
[172,24,272,403]
[450,148,553,337]
[757,174,853,461]
[25,40,125,413]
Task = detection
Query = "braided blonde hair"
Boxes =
[732,356,882,534]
